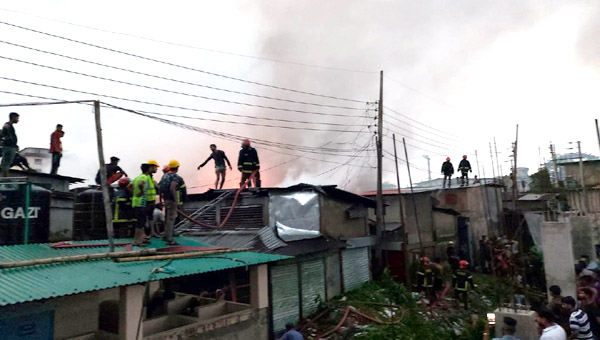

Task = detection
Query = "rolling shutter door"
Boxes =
[342,247,370,291]
[270,264,300,333]
[300,259,325,317]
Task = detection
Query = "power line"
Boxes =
[384,105,459,138]
[0,90,370,154]
[0,20,369,103]
[384,75,451,108]
[0,77,373,132]
[0,55,372,119]
[0,39,371,111]
[383,108,461,142]
[0,8,378,75]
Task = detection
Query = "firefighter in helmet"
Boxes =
[452,260,475,309]
[417,257,435,302]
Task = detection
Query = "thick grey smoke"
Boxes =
[251,0,579,192]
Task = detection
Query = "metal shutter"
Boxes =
[342,247,370,291]
[300,259,326,317]
[270,264,300,333]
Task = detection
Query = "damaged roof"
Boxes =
[188,183,376,208]
[184,227,347,257]
[0,237,288,306]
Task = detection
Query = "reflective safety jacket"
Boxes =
[146,175,157,203]
[458,159,472,173]
[417,267,434,288]
[131,174,148,208]
[238,146,260,174]
[452,269,474,291]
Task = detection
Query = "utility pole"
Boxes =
[375,71,384,262]
[550,143,559,187]
[403,138,424,256]
[577,141,588,214]
[475,150,481,179]
[596,119,600,153]
[423,155,431,181]
[489,142,497,183]
[392,134,409,286]
[512,125,519,212]
[494,138,502,178]
[94,101,115,252]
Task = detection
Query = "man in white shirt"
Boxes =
[537,308,567,340]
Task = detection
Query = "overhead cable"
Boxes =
[0,20,369,103]
[0,41,371,110]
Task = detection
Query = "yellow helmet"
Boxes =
[147,160,159,167]
[168,160,180,168]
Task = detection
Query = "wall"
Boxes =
[325,252,342,300]
[0,287,120,340]
[563,162,600,187]
[319,197,367,239]
[570,216,596,261]
[49,193,74,241]
[432,211,456,242]
[181,308,268,340]
[541,221,577,301]
[401,192,435,245]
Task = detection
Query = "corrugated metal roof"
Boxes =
[0,237,289,306]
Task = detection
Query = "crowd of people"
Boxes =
[97,139,261,246]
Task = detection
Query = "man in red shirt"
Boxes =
[49,124,64,175]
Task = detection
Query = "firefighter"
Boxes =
[453,260,475,309]
[417,257,435,302]
[441,157,454,188]
[237,139,260,188]
[458,155,472,186]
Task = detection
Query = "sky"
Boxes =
[0,1,599,193]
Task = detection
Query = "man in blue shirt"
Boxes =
[281,323,303,340]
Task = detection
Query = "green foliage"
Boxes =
[530,168,552,193]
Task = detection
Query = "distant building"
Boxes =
[19,147,51,173]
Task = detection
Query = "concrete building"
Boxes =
[19,147,52,173]
[0,237,287,340]
[560,159,600,188]
[179,184,376,335]
[363,183,504,274]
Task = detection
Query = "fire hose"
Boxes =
[176,171,257,229]
[314,305,406,339]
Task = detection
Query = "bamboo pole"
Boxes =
[114,248,252,263]
[0,249,157,269]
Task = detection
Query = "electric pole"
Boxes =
[423,155,431,181]
[596,119,600,153]
[375,71,384,262]
[550,143,559,186]
[475,150,481,179]
[489,142,497,182]
[494,138,502,178]
[512,125,519,212]
[577,141,588,213]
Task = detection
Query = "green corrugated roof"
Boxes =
[0,237,289,306]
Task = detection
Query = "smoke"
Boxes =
[251,0,577,192]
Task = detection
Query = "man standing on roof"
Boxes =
[197,144,232,189]
[160,160,187,245]
[238,139,261,188]
[441,157,454,189]
[96,156,128,185]
[145,160,159,237]
[130,163,151,246]
[458,155,472,186]
[49,124,64,175]
[1,112,19,177]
